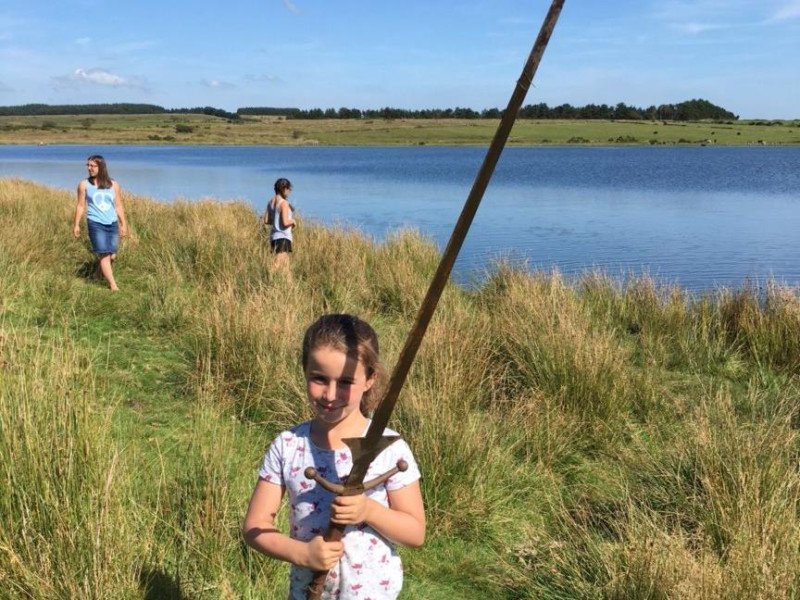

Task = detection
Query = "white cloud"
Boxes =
[244,73,281,83]
[771,1,800,20]
[653,0,800,28]
[282,0,300,15]
[52,68,146,90]
[202,79,235,89]
[670,21,728,34]
[652,0,752,20]
[72,68,129,86]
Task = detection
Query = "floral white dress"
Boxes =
[258,420,421,599]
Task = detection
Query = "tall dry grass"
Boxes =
[0,325,136,598]
[2,178,799,598]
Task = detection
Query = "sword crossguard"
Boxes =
[304,459,408,496]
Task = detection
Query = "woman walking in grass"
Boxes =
[243,314,425,599]
[262,177,296,269]
[72,155,128,291]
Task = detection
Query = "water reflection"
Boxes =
[0,144,798,291]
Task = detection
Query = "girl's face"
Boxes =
[305,345,374,427]
[280,187,292,199]
[86,160,99,177]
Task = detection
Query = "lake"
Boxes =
[1,144,798,292]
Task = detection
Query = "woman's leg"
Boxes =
[87,221,119,288]
[270,239,291,272]
[98,254,119,291]
[273,251,290,270]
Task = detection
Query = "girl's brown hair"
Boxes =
[87,154,112,189]
[274,177,292,195]
[302,314,383,415]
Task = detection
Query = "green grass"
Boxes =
[1,178,799,598]
[2,114,799,146]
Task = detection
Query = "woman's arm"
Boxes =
[113,181,128,237]
[243,479,344,571]
[73,181,87,238]
[330,481,426,548]
[279,201,296,229]
[263,198,274,227]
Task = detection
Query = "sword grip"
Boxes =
[306,525,345,600]
[304,460,408,599]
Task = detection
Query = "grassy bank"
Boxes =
[2,114,799,146]
[1,178,799,598]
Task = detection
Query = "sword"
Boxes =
[305,1,566,596]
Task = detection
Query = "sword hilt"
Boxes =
[304,459,408,496]
[303,459,408,599]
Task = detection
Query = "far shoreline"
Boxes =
[1,114,799,147]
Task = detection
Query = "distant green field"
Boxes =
[1,113,799,146]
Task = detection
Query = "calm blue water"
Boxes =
[1,144,798,291]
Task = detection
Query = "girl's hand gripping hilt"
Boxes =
[304,459,408,496]
[304,433,406,599]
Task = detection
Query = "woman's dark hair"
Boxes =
[87,154,112,189]
[274,178,292,195]
[302,314,382,416]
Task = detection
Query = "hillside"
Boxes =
[2,113,799,146]
[1,179,799,598]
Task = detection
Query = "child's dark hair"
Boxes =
[302,314,382,415]
[87,154,112,189]
[274,178,292,195]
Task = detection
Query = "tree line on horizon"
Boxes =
[240,99,738,121]
[0,103,239,120]
[0,99,738,121]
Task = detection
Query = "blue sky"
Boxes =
[1,1,798,118]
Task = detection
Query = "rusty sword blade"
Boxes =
[346,0,566,486]
[306,1,566,596]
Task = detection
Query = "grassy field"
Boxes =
[1,113,799,146]
[1,178,799,598]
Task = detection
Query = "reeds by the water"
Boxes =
[1,178,798,598]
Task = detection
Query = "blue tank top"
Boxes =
[270,198,293,242]
[85,180,118,225]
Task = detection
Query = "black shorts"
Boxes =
[270,238,292,254]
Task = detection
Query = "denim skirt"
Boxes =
[87,219,119,255]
